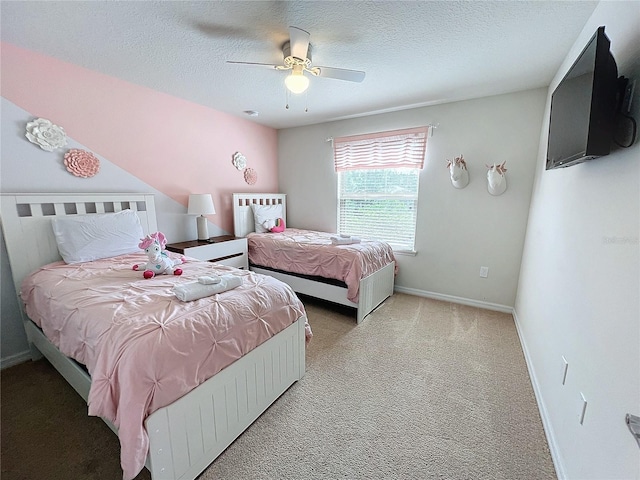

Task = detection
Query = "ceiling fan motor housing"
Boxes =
[282,41,312,68]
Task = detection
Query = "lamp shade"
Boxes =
[187,194,216,215]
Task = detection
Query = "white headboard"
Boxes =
[1,193,157,296]
[232,193,286,237]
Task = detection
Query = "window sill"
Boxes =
[393,249,417,256]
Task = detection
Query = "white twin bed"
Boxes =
[232,193,396,324]
[1,192,308,480]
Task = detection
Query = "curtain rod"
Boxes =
[326,123,439,144]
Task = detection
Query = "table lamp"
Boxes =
[188,194,216,241]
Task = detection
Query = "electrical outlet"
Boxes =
[479,266,489,278]
[561,356,569,385]
[579,393,587,425]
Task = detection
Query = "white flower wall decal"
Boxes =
[232,152,247,170]
[25,118,68,152]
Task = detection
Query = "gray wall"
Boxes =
[278,89,547,309]
[515,2,640,478]
[0,231,30,364]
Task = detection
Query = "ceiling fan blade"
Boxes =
[288,26,310,60]
[312,66,366,83]
[226,61,281,70]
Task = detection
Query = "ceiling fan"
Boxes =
[227,26,366,94]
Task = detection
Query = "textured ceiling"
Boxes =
[1,1,598,129]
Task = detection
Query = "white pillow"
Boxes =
[251,203,284,233]
[52,209,144,264]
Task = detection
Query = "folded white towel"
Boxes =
[198,275,221,285]
[173,274,242,302]
[330,236,361,245]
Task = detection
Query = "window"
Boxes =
[334,127,428,252]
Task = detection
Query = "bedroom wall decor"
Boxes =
[25,117,67,151]
[486,162,507,196]
[2,43,279,236]
[232,151,247,170]
[446,154,469,189]
[63,149,100,178]
[244,167,257,185]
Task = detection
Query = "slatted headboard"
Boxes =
[1,193,157,296]
[232,193,286,237]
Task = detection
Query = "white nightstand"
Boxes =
[166,235,248,270]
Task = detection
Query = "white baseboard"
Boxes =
[1,349,31,370]
[393,285,513,313]
[512,308,564,480]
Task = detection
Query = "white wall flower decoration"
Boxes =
[232,152,247,170]
[25,118,68,152]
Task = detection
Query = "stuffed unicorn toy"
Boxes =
[262,217,286,233]
[133,232,184,279]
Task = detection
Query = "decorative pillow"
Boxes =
[52,209,144,264]
[251,203,284,233]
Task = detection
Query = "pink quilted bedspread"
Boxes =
[20,253,310,480]
[247,228,397,303]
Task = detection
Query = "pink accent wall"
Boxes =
[1,42,278,234]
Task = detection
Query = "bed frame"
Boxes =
[1,192,307,480]
[232,193,395,324]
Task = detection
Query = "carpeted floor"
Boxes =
[1,293,556,480]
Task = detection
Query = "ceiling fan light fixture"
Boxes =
[284,65,309,94]
[228,26,365,97]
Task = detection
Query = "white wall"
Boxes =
[515,2,640,479]
[278,89,547,309]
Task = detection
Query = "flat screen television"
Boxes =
[546,26,619,170]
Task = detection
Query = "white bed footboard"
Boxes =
[356,261,396,323]
[146,316,306,480]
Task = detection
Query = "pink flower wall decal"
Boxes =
[244,167,257,185]
[63,149,100,178]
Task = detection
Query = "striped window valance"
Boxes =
[333,126,429,172]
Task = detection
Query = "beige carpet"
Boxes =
[1,293,556,480]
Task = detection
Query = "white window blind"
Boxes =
[334,127,428,252]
